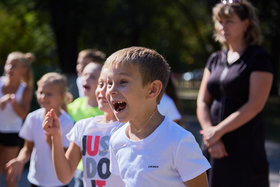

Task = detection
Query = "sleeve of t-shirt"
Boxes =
[61,118,74,148]
[206,52,220,72]
[251,52,273,73]
[175,133,211,182]
[109,140,120,176]
[19,113,34,141]
[66,120,83,148]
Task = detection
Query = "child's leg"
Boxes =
[0,133,21,187]
[0,144,4,174]
[3,146,20,187]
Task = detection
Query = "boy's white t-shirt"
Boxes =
[19,108,74,186]
[76,76,84,97]
[67,116,124,187]
[158,94,182,121]
[110,116,211,187]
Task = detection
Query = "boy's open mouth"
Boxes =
[83,85,90,90]
[113,101,127,112]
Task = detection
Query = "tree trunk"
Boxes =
[48,0,81,74]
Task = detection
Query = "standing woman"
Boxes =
[197,0,273,187]
[0,52,33,187]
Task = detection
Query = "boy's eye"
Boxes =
[120,80,128,85]
[37,92,52,97]
[107,80,113,87]
[98,81,104,87]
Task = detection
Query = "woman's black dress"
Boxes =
[203,45,273,187]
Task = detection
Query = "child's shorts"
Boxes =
[0,132,23,147]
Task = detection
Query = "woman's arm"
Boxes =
[201,71,273,147]
[5,140,34,182]
[11,86,33,119]
[197,68,229,158]
[196,68,213,130]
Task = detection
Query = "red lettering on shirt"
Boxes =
[96,180,106,187]
[87,136,100,156]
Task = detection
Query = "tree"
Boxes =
[0,0,56,77]
[1,0,279,95]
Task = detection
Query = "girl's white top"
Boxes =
[20,108,74,186]
[0,77,26,132]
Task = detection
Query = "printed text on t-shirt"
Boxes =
[82,135,111,187]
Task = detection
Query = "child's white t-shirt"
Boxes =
[110,116,211,187]
[66,116,124,187]
[158,93,182,121]
[19,108,74,186]
[0,78,26,132]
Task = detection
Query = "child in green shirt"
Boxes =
[68,62,104,121]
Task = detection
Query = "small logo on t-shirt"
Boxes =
[148,165,159,168]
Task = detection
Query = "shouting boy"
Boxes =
[105,46,211,187]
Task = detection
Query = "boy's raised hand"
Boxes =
[42,109,61,137]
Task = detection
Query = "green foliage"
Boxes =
[76,0,215,73]
[1,0,279,77]
[0,1,59,111]
[0,2,56,74]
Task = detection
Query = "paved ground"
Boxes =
[266,140,280,187]
[1,114,280,186]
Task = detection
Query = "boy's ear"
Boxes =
[146,80,162,100]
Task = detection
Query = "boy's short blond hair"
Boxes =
[78,49,106,65]
[104,47,171,103]
[37,72,67,94]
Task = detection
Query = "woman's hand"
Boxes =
[208,140,228,159]
[200,125,223,147]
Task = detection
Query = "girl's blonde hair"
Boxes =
[212,0,262,48]
[37,72,68,109]
[78,49,106,65]
[37,72,67,94]
[7,51,35,88]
